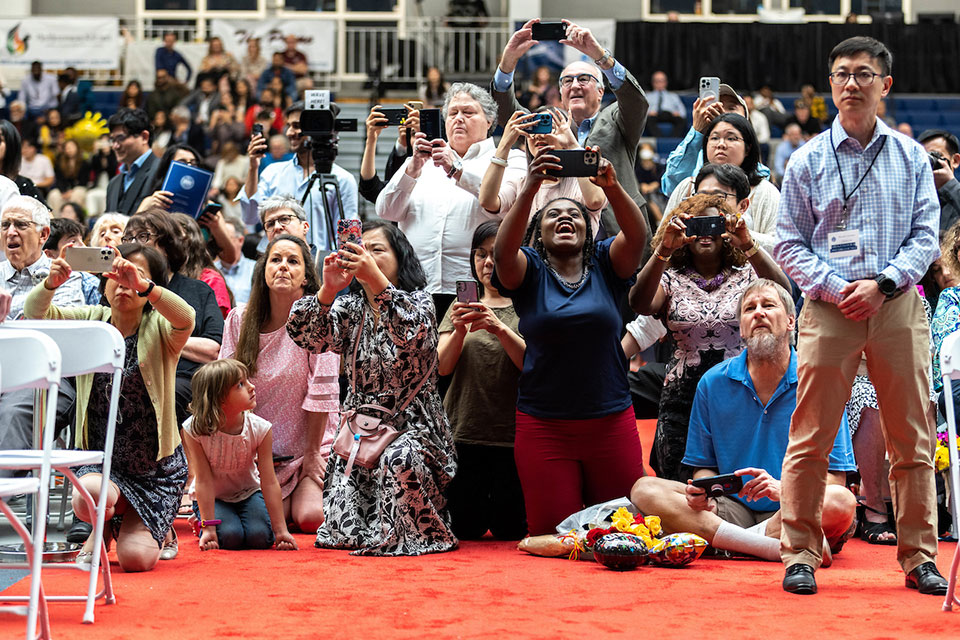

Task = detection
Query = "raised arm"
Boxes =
[593,154,646,279]
[628,215,691,315]
[724,214,791,291]
[478,111,534,212]
[494,148,559,290]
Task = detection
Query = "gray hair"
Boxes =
[737,278,796,344]
[259,195,306,223]
[222,214,246,238]
[171,105,192,121]
[2,195,50,228]
[737,278,795,320]
[89,213,129,247]
[442,82,497,126]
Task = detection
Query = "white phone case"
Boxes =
[64,246,117,273]
[699,77,720,103]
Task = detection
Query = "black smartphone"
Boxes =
[531,21,567,41]
[546,149,600,178]
[690,473,743,498]
[456,280,480,304]
[420,108,442,142]
[379,107,408,126]
[252,123,264,138]
[684,215,726,238]
[529,112,552,135]
[203,202,222,217]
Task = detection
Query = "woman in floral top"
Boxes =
[286,221,457,556]
[629,191,790,481]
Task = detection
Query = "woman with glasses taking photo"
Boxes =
[662,114,781,254]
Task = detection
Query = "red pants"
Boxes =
[514,407,645,535]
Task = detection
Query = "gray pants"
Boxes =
[0,378,77,478]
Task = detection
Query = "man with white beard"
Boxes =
[630,280,857,562]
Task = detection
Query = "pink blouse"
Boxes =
[220,303,340,498]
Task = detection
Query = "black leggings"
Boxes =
[446,442,527,540]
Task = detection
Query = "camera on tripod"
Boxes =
[299,109,358,173]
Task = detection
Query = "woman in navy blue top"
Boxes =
[492,146,647,535]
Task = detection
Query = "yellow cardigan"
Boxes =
[24,282,196,460]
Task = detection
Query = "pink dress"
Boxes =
[220,303,340,498]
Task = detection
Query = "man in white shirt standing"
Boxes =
[376,82,525,317]
[242,102,357,254]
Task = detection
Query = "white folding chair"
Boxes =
[0,320,124,624]
[0,329,61,640]
[937,330,960,611]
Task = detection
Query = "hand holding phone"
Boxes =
[546,149,600,178]
[337,219,363,255]
[690,473,743,498]
[531,21,567,41]
[456,280,480,304]
[64,246,118,274]
[419,108,443,142]
[684,215,726,238]
[699,77,721,104]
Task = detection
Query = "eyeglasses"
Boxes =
[263,214,299,231]
[828,71,883,87]
[1,219,39,232]
[559,74,598,88]
[109,133,130,146]
[707,134,744,145]
[121,231,155,244]
[694,190,738,201]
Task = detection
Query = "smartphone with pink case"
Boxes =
[337,219,363,253]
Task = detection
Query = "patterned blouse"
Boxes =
[660,265,756,385]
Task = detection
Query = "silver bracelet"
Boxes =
[489,156,508,168]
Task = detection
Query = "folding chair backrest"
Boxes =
[0,329,62,393]
[7,320,125,377]
[941,332,960,382]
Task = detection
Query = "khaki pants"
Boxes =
[780,290,938,573]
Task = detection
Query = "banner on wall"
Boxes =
[210,19,336,73]
[0,17,120,69]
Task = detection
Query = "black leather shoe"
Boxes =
[66,519,93,544]
[783,563,817,595]
[905,562,948,595]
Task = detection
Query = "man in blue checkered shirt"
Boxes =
[773,36,946,596]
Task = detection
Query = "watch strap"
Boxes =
[137,280,156,298]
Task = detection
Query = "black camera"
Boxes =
[299,109,359,173]
[930,150,948,172]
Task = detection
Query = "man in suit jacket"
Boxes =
[105,108,159,215]
[491,19,649,239]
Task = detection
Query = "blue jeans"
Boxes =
[194,490,275,550]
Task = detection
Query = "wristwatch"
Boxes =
[594,49,613,68]
[137,280,156,298]
[446,158,463,179]
[874,274,898,298]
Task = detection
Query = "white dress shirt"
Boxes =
[19,73,60,112]
[376,137,526,295]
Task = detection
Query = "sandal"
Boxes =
[160,528,179,560]
[860,520,897,545]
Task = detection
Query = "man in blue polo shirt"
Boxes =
[630,279,857,563]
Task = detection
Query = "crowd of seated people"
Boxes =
[2,24,959,600]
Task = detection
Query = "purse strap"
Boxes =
[348,303,436,421]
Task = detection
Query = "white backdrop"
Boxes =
[0,17,120,69]
[210,19,336,73]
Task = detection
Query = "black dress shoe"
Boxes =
[905,562,949,595]
[783,563,817,595]
[66,519,93,544]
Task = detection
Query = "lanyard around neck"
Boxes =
[829,126,886,231]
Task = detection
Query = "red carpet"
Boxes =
[2,421,958,638]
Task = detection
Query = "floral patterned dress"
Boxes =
[77,332,188,546]
[654,265,756,480]
[286,287,458,556]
